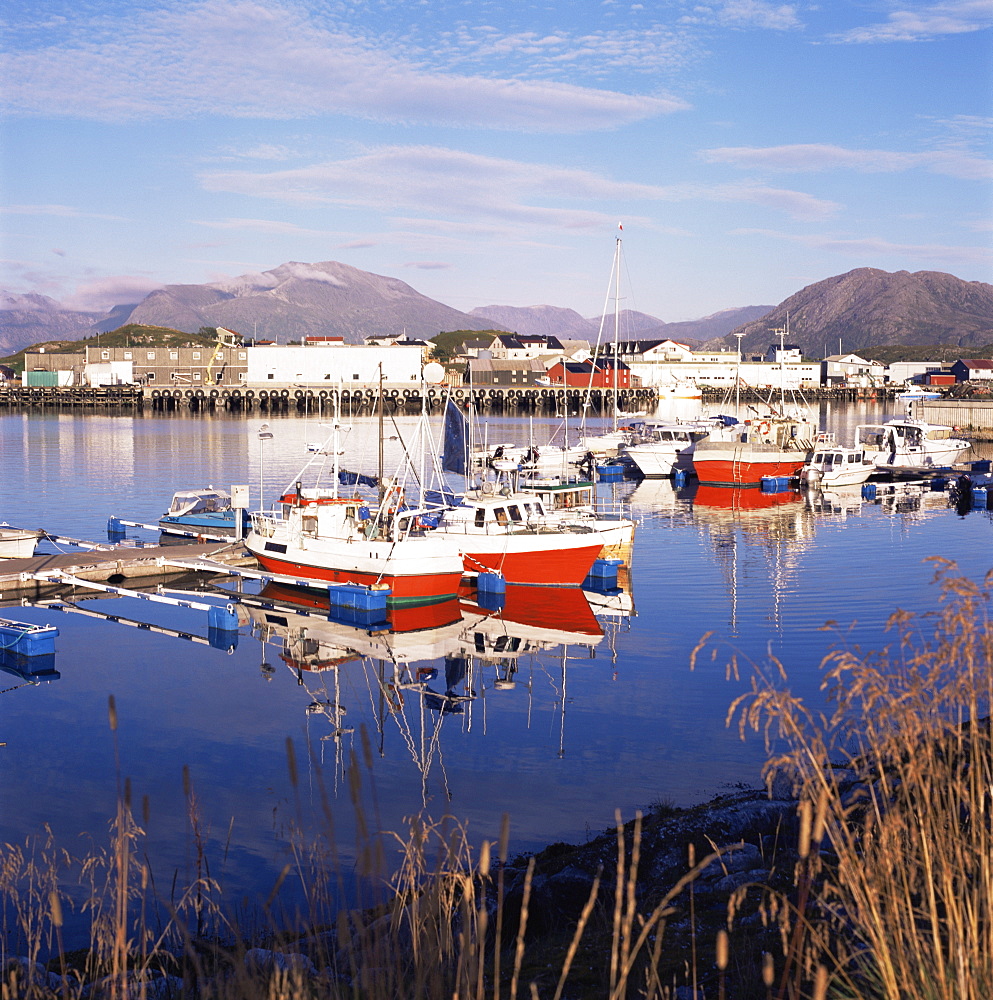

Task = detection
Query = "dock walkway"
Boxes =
[0,541,254,603]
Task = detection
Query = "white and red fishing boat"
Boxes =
[246,485,466,606]
[692,320,817,487]
[246,422,465,607]
[691,413,816,487]
[490,470,635,565]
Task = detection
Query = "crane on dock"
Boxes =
[206,327,242,386]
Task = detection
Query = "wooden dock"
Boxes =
[0,540,255,604]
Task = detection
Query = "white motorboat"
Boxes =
[0,524,44,559]
[618,419,718,478]
[799,435,876,489]
[854,418,971,470]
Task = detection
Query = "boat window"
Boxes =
[523,503,534,516]
[302,515,318,534]
[833,453,843,464]
[508,505,522,521]
[474,508,486,528]
[494,508,509,526]
[813,452,824,463]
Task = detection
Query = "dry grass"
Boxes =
[3,559,992,998]
[728,558,993,1000]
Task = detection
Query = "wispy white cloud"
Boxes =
[0,0,683,131]
[195,218,334,236]
[701,143,993,181]
[404,261,455,270]
[0,204,128,221]
[737,228,991,264]
[62,275,165,311]
[433,23,704,77]
[199,144,840,223]
[829,1,993,43]
[678,1,803,30]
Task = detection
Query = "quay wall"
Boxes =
[910,399,993,440]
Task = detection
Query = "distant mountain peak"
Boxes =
[718,268,993,355]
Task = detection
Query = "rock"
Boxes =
[713,868,770,893]
[243,947,317,978]
[2,958,64,995]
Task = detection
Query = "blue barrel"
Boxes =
[477,572,506,595]
[861,482,878,500]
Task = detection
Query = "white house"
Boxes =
[246,344,424,387]
[821,354,886,386]
[84,360,134,386]
[886,361,951,385]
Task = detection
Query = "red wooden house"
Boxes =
[545,358,631,388]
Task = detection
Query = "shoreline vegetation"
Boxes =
[3,559,991,999]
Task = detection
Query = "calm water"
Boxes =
[1,403,991,941]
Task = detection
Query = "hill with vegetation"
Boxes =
[718,268,993,357]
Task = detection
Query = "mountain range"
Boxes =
[2,260,991,360]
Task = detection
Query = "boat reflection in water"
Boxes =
[690,485,813,636]
[241,581,607,796]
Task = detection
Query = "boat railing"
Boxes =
[249,510,283,537]
[590,498,633,519]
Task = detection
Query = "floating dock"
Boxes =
[0,540,254,603]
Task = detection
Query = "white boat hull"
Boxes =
[0,526,43,559]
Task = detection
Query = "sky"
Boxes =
[1,0,991,323]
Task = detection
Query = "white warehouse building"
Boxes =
[246,344,424,388]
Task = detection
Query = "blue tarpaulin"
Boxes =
[338,469,379,488]
[441,399,469,477]
[423,488,464,508]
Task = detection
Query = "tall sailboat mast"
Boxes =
[612,233,621,426]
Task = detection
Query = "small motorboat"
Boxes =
[799,436,876,489]
[0,524,44,559]
[854,418,971,470]
[159,487,241,537]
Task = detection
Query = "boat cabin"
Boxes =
[626,421,710,447]
[165,488,232,516]
[439,489,552,533]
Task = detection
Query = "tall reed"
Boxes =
[729,559,993,1000]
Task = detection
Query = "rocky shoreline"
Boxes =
[4,786,803,998]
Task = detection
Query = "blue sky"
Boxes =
[1,0,991,322]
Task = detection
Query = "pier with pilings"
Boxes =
[0,382,654,415]
[145,384,657,416]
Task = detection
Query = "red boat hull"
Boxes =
[461,542,603,586]
[693,452,805,488]
[251,551,463,606]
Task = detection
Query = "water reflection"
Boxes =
[236,581,609,800]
